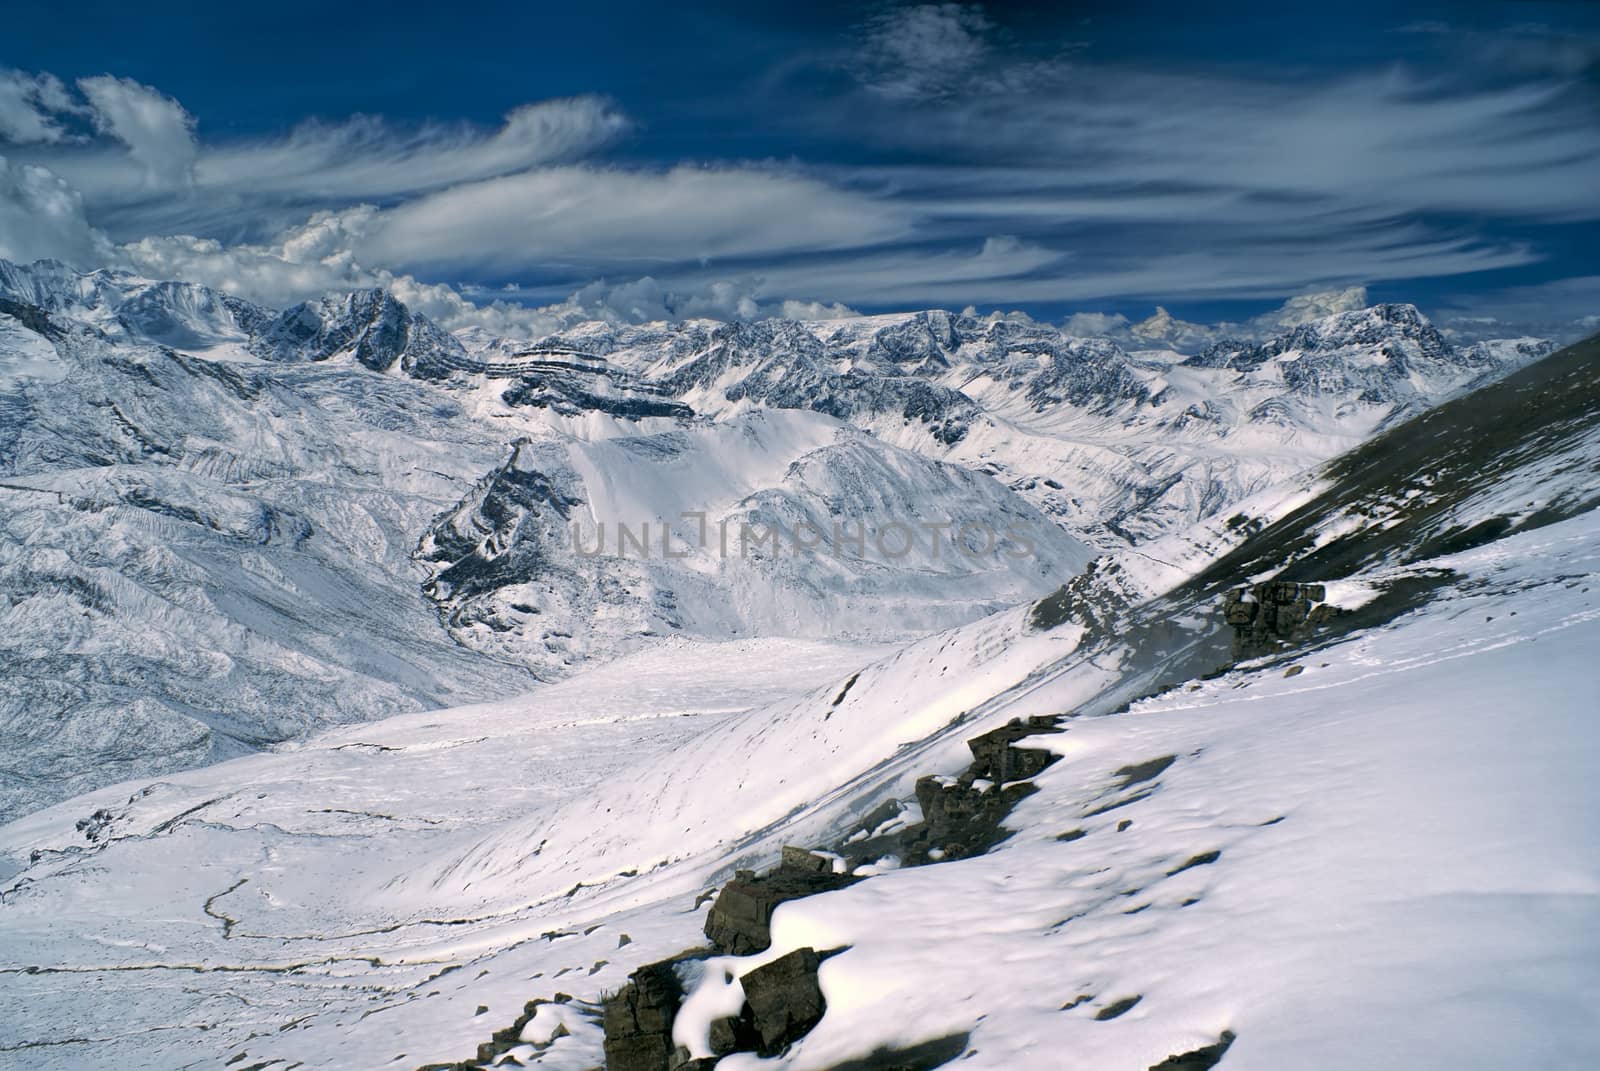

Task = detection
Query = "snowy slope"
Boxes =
[418,408,1092,673]
[2,261,1108,820]
[0,334,1592,1070]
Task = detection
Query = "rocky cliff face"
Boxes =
[249,288,468,375]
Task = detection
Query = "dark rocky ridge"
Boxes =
[1189,332,1600,591]
[1222,581,1335,660]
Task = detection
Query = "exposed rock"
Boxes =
[740,947,827,1056]
[704,854,858,955]
[1222,580,1334,659]
[499,374,693,420]
[0,296,57,338]
[75,808,115,843]
[781,845,837,875]
[1095,995,1142,1020]
[414,992,588,1070]
[250,288,465,375]
[1167,850,1221,876]
[888,717,1063,864]
[965,717,1062,782]
[824,717,1065,869]
[706,1015,746,1057]
[912,776,1041,864]
[1148,1030,1237,1070]
[602,962,687,1071]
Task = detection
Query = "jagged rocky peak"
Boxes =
[1185,302,1509,403]
[1191,303,1449,371]
[249,287,466,373]
[661,316,831,390]
[0,258,102,310]
[0,258,264,345]
[626,308,1152,443]
[860,309,960,370]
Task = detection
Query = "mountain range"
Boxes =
[0,258,1554,821]
[0,252,1592,1070]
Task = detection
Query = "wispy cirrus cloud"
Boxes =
[361,164,915,272]
[13,84,631,240]
[854,3,995,100]
[849,65,1600,223]
[197,98,628,203]
[1,0,1597,343]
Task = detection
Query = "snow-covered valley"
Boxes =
[0,258,1595,1071]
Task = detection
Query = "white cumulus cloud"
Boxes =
[0,70,78,145]
[76,75,197,190]
[0,155,114,265]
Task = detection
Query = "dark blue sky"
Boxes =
[1,1,1597,338]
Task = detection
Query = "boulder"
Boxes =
[740,947,827,1056]
[965,717,1062,782]
[603,961,687,1071]
[704,862,856,955]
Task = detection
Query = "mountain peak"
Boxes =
[249,286,466,373]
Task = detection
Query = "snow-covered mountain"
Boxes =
[0,258,1554,821]
[509,304,1548,544]
[418,410,1092,675]
[1,260,1126,819]
[1,324,1592,1071]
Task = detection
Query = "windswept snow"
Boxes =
[0,257,1590,1071]
[3,439,1596,1070]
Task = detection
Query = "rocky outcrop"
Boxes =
[1222,580,1334,659]
[600,717,1064,1069]
[966,718,1062,783]
[499,374,693,420]
[0,296,57,338]
[704,848,858,955]
[740,946,828,1056]
[602,961,689,1071]
[900,717,1063,865]
[414,993,584,1071]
